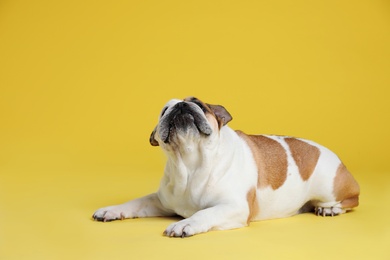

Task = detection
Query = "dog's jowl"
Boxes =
[93,97,360,237]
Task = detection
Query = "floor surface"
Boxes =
[1,163,388,260]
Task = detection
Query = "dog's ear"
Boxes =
[207,104,233,127]
[149,126,159,146]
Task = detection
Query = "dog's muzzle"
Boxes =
[159,102,213,143]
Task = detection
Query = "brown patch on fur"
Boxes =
[333,163,360,208]
[184,97,213,114]
[285,138,320,181]
[340,196,359,208]
[184,97,232,128]
[237,131,288,190]
[246,187,259,224]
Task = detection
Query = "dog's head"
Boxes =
[149,97,232,148]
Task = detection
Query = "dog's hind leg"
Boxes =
[313,163,360,217]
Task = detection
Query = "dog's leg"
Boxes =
[314,165,360,217]
[93,193,174,222]
[163,205,247,237]
[313,194,359,217]
[313,201,346,217]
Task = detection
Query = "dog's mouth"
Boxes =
[159,102,212,143]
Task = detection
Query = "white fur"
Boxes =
[93,99,346,237]
[253,136,342,220]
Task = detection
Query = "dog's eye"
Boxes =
[161,107,168,117]
[192,101,207,112]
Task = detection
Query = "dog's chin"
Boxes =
[165,127,199,146]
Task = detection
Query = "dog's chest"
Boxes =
[158,188,208,218]
[157,171,219,218]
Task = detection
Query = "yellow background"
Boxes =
[1,0,389,259]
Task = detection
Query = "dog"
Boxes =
[93,97,360,237]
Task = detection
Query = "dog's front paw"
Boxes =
[163,220,198,238]
[92,206,127,222]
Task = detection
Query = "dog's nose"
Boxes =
[173,102,190,112]
[175,102,188,109]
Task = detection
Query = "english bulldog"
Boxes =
[93,97,360,237]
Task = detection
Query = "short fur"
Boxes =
[93,97,360,237]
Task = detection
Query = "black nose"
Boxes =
[173,102,190,113]
[175,102,188,109]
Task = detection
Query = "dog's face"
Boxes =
[149,97,232,149]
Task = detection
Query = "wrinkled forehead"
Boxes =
[183,97,215,114]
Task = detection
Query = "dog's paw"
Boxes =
[315,206,346,217]
[163,220,197,238]
[92,206,127,222]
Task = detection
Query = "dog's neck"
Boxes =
[161,126,239,194]
[164,134,219,172]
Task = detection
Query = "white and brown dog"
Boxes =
[93,97,360,237]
